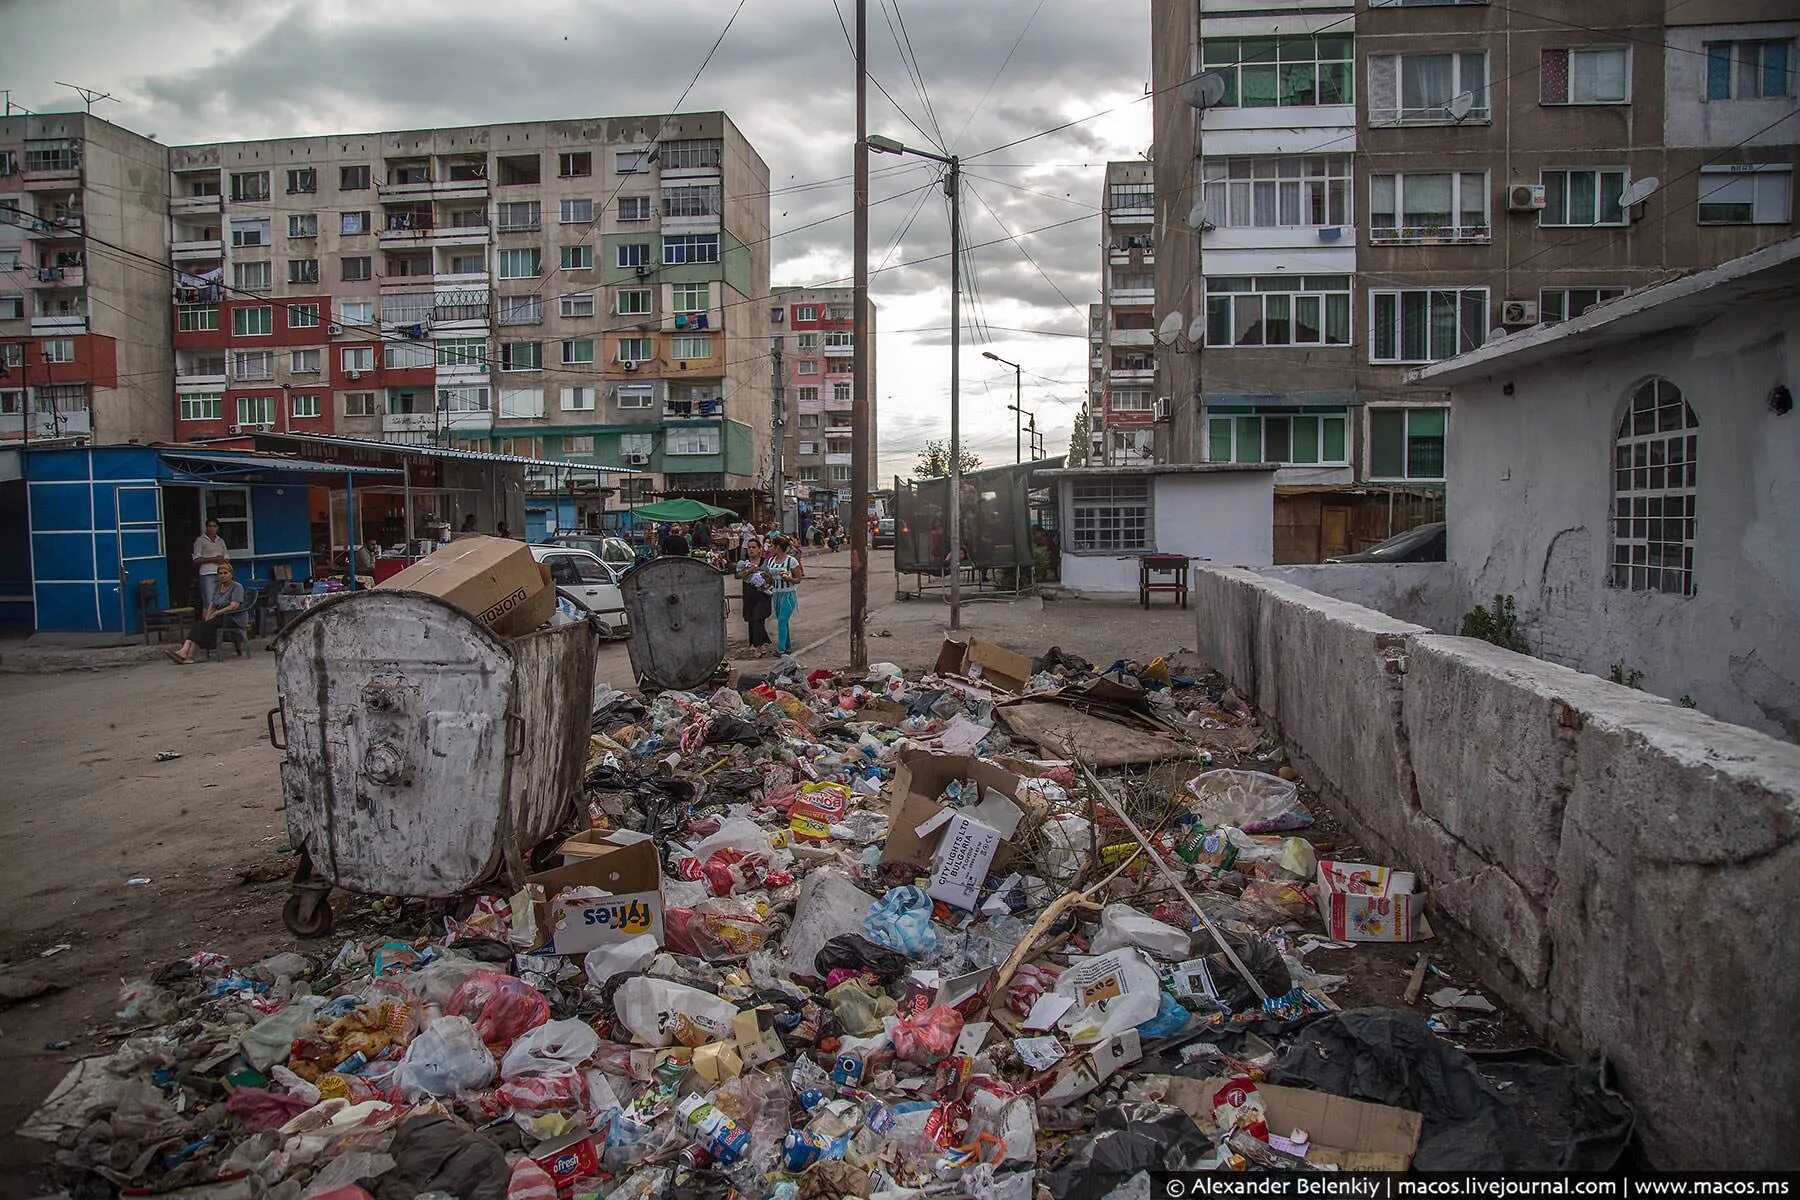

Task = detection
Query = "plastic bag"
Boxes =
[1134,987,1194,1040]
[825,977,896,1036]
[612,976,739,1048]
[1041,814,1094,881]
[446,970,551,1053]
[506,1157,560,1200]
[1239,878,1315,922]
[863,885,939,958]
[397,1015,496,1100]
[666,897,769,961]
[403,957,492,1007]
[500,1018,600,1079]
[582,934,659,990]
[1185,768,1312,833]
[891,1005,964,1066]
[814,933,910,983]
[1088,903,1191,960]
[241,995,326,1070]
[1055,949,1163,1043]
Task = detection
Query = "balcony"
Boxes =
[171,194,222,216]
[1369,223,1492,246]
[0,405,91,439]
[176,369,228,389]
[173,238,225,261]
[825,424,853,437]
[1110,364,1156,383]
[1110,328,1154,347]
[22,214,81,240]
[824,452,853,467]
[22,167,80,191]
[435,359,490,382]
[30,266,84,289]
[31,313,88,334]
[380,268,435,288]
[1109,286,1155,306]
[822,342,855,357]
[1108,207,1153,227]
[377,176,489,201]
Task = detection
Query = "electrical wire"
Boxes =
[949,0,1048,150]
[889,0,952,153]
[963,178,1090,319]
[831,0,944,153]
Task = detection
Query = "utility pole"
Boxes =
[771,336,785,531]
[946,155,962,631]
[849,0,871,670]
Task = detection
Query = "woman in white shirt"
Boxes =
[765,536,802,654]
[192,519,230,609]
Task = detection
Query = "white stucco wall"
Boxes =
[1663,22,1800,148]
[1059,469,1274,595]
[1445,305,1800,739]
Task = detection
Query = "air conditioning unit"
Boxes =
[1156,396,1173,421]
[621,360,638,372]
[227,424,242,435]
[627,453,650,466]
[1507,184,1548,211]
[345,369,363,379]
[635,265,652,277]
[1501,299,1540,325]
[328,323,344,335]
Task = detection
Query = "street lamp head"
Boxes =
[867,134,906,155]
[982,351,1001,362]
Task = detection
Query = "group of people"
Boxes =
[165,519,247,666]
[733,533,804,656]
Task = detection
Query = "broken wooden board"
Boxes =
[996,702,1189,766]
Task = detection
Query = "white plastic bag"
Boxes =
[1184,769,1311,833]
[613,976,739,1047]
[1054,949,1162,1043]
[1089,903,1191,960]
[396,1015,495,1099]
[583,933,659,990]
[500,1017,601,1079]
[1040,814,1093,882]
[685,815,791,870]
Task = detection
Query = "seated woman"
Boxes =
[166,562,248,665]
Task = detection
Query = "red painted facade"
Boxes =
[0,333,118,389]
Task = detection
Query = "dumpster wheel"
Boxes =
[283,889,334,938]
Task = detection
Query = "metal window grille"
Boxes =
[1070,477,1151,551]
[1611,379,1697,596]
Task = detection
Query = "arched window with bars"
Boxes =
[1611,378,1697,596]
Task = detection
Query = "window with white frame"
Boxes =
[667,427,722,455]
[1696,165,1791,225]
[619,434,654,461]
[616,385,654,410]
[287,303,320,328]
[558,151,592,178]
[384,341,432,369]
[1541,168,1628,226]
[0,294,22,321]
[798,440,819,456]
[1370,172,1489,242]
[1612,377,1697,596]
[39,338,76,364]
[204,487,253,550]
[288,258,319,284]
[1705,39,1793,100]
[560,292,596,318]
[342,346,374,372]
[236,394,275,427]
[564,434,595,455]
[498,248,542,278]
[233,261,272,291]
[662,234,719,264]
[496,201,540,232]
[673,282,709,313]
[232,306,273,336]
[824,331,853,348]
[796,332,820,350]
[179,392,222,422]
[229,172,269,202]
[290,393,321,418]
[619,196,652,221]
[497,294,541,325]
[230,217,270,247]
[797,306,818,321]
[671,335,712,360]
[1541,46,1630,105]
[436,337,487,367]
[0,344,20,368]
[501,341,541,371]
[290,348,321,374]
[342,391,376,417]
[661,139,722,170]
[616,149,651,174]
[1111,389,1153,412]
[438,386,490,414]
[1208,408,1349,465]
[617,243,650,269]
[1069,476,1151,551]
[499,388,544,418]
[833,382,852,403]
[663,184,721,218]
[616,288,651,316]
[178,304,219,332]
[1539,286,1625,323]
[1206,275,1352,348]
[1369,407,1448,480]
[1368,51,1489,125]
[288,213,318,239]
[796,386,819,402]
[562,338,595,364]
[830,465,853,482]
[797,413,820,429]
[1203,35,1354,108]
[561,386,595,411]
[797,360,820,375]
[232,350,273,380]
[617,337,652,363]
[1202,156,1353,229]
[797,467,822,483]
[1369,288,1488,363]
[560,198,594,224]
[560,244,594,270]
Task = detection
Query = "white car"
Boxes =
[529,545,631,639]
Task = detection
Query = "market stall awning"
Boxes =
[248,432,633,475]
[157,449,403,484]
[630,497,736,522]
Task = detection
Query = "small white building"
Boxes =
[1415,236,1800,739]
[1039,463,1277,596]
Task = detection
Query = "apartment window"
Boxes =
[616,150,651,174]
[1541,47,1630,105]
[824,465,849,483]
[436,337,487,367]
[340,210,370,236]
[662,234,720,264]
[286,167,316,194]
[499,388,545,418]
[673,282,709,313]
[342,346,374,372]
[562,386,595,411]
[797,386,820,402]
[1370,289,1487,363]
[38,337,74,364]
[232,306,273,336]
[1207,408,1349,466]
[340,164,370,190]
[1203,34,1353,107]
[1202,156,1353,229]
[384,341,432,369]
[797,467,821,483]
[446,251,485,276]
[0,345,21,369]
[798,414,820,429]
[1612,378,1697,595]
[560,198,594,224]
[1107,183,1154,214]
[1369,52,1489,125]
[560,292,596,318]
[384,390,427,416]
[1705,39,1793,100]
[179,392,222,422]
[796,332,820,350]
[617,243,651,269]
[290,348,321,374]
[671,335,712,360]
[797,305,819,321]
[617,386,654,410]
[229,171,270,202]
[497,201,541,232]
[178,304,219,332]
[343,391,377,417]
[1370,172,1489,241]
[439,386,491,415]
[501,341,542,371]
[341,256,372,281]
[824,331,853,349]
[1542,169,1628,226]
[228,218,269,248]
[562,434,595,457]
[667,427,722,456]
[278,213,315,241]
[616,288,651,316]
[498,248,543,278]
[340,301,374,326]
[1696,165,1792,225]
[618,337,652,363]
[497,294,542,325]
[287,258,319,285]
[1370,407,1448,481]
[558,151,593,178]
[661,139,722,170]
[833,383,852,403]
[287,303,320,328]
[1069,476,1151,552]
[496,155,541,187]
[1540,287,1625,323]
[663,184,722,218]
[562,338,595,364]
[236,395,275,427]
[233,261,272,291]
[619,196,652,221]
[561,244,594,270]
[797,360,820,375]
[290,393,321,418]
[1111,389,1153,413]
[1206,276,1351,348]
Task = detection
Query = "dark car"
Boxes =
[1325,521,1446,564]
[872,517,896,549]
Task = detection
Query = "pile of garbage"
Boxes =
[21,639,1636,1197]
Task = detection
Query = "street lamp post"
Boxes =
[868,134,964,630]
[982,350,1023,464]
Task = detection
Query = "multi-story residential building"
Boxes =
[1151,0,1798,560]
[1094,160,1163,465]
[769,286,877,513]
[1084,302,1106,461]
[0,113,173,445]
[166,113,772,492]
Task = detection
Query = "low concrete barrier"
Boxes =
[1192,567,1800,1169]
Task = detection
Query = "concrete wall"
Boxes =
[1058,469,1273,595]
[1447,299,1800,740]
[1191,566,1800,1169]
[1257,562,1464,632]
[1663,21,1800,148]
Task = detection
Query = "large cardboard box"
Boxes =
[1158,1075,1423,1171]
[1316,859,1431,943]
[528,831,665,954]
[934,636,1035,694]
[378,535,554,637]
[879,748,1026,875]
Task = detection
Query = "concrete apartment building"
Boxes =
[1091,160,1163,465]
[1150,0,1799,560]
[165,113,772,493]
[769,286,877,514]
[0,113,173,446]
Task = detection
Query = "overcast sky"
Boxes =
[0,0,1151,478]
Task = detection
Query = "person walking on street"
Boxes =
[735,535,773,656]
[193,518,229,610]
[766,535,803,654]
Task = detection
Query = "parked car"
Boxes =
[1324,521,1446,564]
[872,517,897,549]
[538,534,640,573]
[528,545,631,638]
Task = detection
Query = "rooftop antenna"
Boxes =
[54,82,118,115]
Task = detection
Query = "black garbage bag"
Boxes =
[1209,935,1291,1014]
[1042,1101,1213,1200]
[707,767,765,795]
[815,933,910,983]
[704,714,762,745]
[375,1114,509,1200]
[1268,1008,1635,1171]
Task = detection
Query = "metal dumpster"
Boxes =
[621,556,726,691]
[267,590,600,936]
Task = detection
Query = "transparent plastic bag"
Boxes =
[863,885,938,958]
[890,1005,964,1065]
[500,1018,600,1079]
[613,976,738,1048]
[397,1015,496,1100]
[824,977,896,1037]
[1088,903,1191,960]
[1185,769,1312,833]
[446,970,551,1052]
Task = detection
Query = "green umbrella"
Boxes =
[630,497,737,522]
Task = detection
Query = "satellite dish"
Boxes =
[1158,312,1184,342]
[1187,201,1208,229]
[1448,93,1474,121]
[1182,72,1228,111]
[1618,176,1660,209]
[1187,316,1206,345]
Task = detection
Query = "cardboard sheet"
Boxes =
[1149,1073,1424,1171]
[995,703,1186,766]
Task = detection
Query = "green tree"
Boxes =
[1067,403,1091,466]
[912,439,983,478]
